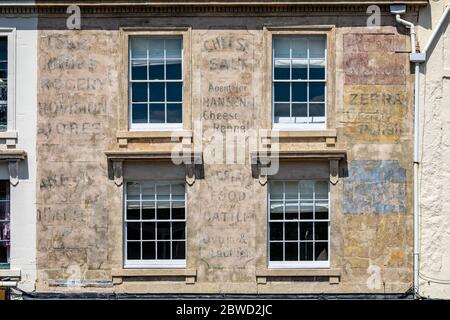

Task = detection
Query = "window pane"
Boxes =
[273,82,290,102]
[142,242,156,259]
[315,181,328,199]
[273,38,290,58]
[127,242,141,260]
[314,222,328,241]
[157,183,170,200]
[310,83,325,102]
[157,241,171,259]
[132,104,148,123]
[270,242,283,261]
[142,182,155,201]
[127,222,140,240]
[292,37,308,58]
[270,201,283,220]
[127,182,140,201]
[166,60,182,80]
[126,201,140,220]
[157,222,170,240]
[156,202,170,220]
[274,103,290,123]
[270,222,283,241]
[172,202,185,220]
[131,83,148,102]
[285,242,299,261]
[149,82,165,102]
[130,38,147,59]
[0,201,9,221]
[292,82,307,102]
[0,222,9,242]
[166,39,182,59]
[300,242,313,261]
[142,222,156,240]
[315,201,329,220]
[309,37,326,59]
[292,59,308,80]
[149,103,165,123]
[285,182,298,199]
[149,60,164,80]
[285,201,299,220]
[172,241,185,259]
[167,83,182,102]
[131,60,147,80]
[274,59,290,80]
[148,39,164,59]
[171,183,185,201]
[172,222,186,240]
[285,222,298,240]
[0,245,8,264]
[300,181,314,200]
[309,59,325,80]
[310,103,325,119]
[300,222,313,240]
[292,103,307,118]
[167,103,182,126]
[142,202,155,220]
[315,242,328,261]
[270,181,283,200]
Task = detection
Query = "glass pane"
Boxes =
[127,222,140,240]
[315,181,328,199]
[300,222,313,240]
[131,83,148,102]
[300,242,313,261]
[156,202,170,220]
[300,181,314,200]
[315,222,328,241]
[171,183,185,201]
[292,82,307,102]
[274,82,290,102]
[0,201,9,221]
[309,59,325,80]
[285,242,299,261]
[126,201,140,220]
[126,182,140,201]
[156,222,170,240]
[315,242,328,261]
[132,104,148,124]
[167,82,182,102]
[269,201,283,220]
[285,222,298,240]
[274,59,290,80]
[156,183,170,200]
[292,103,307,118]
[0,245,8,264]
[141,182,155,201]
[274,103,290,123]
[172,222,186,240]
[285,201,299,220]
[309,37,326,59]
[300,202,313,220]
[142,222,155,240]
[292,37,308,58]
[172,202,185,220]
[149,82,165,102]
[166,39,182,58]
[0,222,9,242]
[130,38,147,59]
[142,202,155,220]
[270,242,283,261]
[285,181,298,199]
[148,39,164,59]
[127,242,141,260]
[310,83,325,102]
[315,200,329,220]
[166,60,182,80]
[270,222,283,241]
[142,242,156,260]
[273,38,290,58]
[131,60,147,80]
[157,241,171,259]
[310,103,325,119]
[172,241,185,259]
[148,60,164,80]
[292,59,308,80]
[270,181,283,200]
[149,103,165,123]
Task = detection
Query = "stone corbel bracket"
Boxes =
[251,150,346,185]
[105,150,203,186]
[0,150,27,186]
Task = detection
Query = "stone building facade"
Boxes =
[2,0,429,297]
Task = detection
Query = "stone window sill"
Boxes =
[117,130,192,140]
[111,268,197,284]
[0,130,18,146]
[256,268,341,284]
[271,129,336,138]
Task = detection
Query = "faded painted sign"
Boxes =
[344,160,407,214]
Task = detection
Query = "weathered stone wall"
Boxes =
[36,8,415,294]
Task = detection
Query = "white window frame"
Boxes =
[272,35,327,131]
[0,28,16,135]
[267,180,331,269]
[128,36,183,131]
[123,181,186,269]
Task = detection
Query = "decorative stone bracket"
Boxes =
[251,150,346,185]
[105,151,203,187]
[0,150,27,187]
